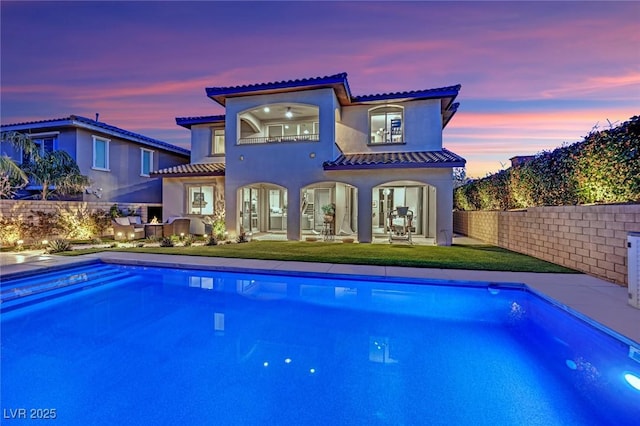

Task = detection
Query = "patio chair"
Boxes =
[112,216,145,240]
[162,217,191,237]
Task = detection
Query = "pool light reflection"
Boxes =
[624,373,640,391]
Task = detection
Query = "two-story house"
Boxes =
[154,73,465,245]
[1,115,190,208]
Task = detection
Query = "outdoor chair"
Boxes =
[162,217,191,237]
[112,216,145,240]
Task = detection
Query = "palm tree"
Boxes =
[0,131,32,198]
[0,130,89,199]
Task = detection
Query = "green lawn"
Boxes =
[66,241,575,273]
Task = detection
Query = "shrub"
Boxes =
[0,216,29,245]
[454,116,640,210]
[55,205,110,240]
[159,237,174,247]
[46,239,72,253]
[182,234,194,247]
[26,210,62,241]
[236,232,249,243]
[205,235,218,246]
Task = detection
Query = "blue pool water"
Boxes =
[1,261,639,425]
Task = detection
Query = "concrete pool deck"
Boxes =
[1,249,639,344]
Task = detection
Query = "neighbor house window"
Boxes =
[211,129,225,155]
[187,184,215,215]
[369,106,403,144]
[140,148,154,176]
[92,136,110,171]
[21,135,58,164]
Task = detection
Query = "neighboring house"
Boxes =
[0,115,190,205]
[154,72,465,245]
[509,155,536,168]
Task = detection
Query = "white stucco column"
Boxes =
[287,187,301,241]
[225,184,239,239]
[435,180,453,246]
[357,184,374,243]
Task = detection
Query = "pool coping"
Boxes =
[2,251,639,345]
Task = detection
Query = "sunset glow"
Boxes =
[1,1,637,177]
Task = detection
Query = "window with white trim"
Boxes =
[211,129,225,155]
[369,106,404,144]
[187,184,215,215]
[140,148,154,176]
[92,136,110,171]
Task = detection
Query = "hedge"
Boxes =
[454,116,640,211]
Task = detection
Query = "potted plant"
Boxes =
[321,203,335,222]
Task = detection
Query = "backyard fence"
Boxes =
[453,204,640,286]
[0,200,159,244]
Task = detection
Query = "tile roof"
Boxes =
[352,84,462,103]
[1,115,190,156]
[176,115,226,129]
[151,162,225,177]
[206,73,351,106]
[200,72,461,128]
[323,149,465,170]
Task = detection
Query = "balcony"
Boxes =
[238,134,320,145]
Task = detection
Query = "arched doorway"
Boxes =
[301,182,357,237]
[238,183,288,235]
[372,181,436,239]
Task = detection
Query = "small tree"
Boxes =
[23,150,89,199]
[0,132,32,198]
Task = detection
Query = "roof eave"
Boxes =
[1,118,74,132]
[351,85,461,105]
[70,120,189,156]
[2,116,190,157]
[175,115,226,129]
[323,161,466,171]
[151,171,225,178]
[205,73,351,106]
[443,103,460,129]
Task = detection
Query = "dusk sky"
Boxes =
[1,1,638,177]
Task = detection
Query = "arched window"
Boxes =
[369,106,403,144]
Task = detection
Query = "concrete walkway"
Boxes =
[1,249,638,344]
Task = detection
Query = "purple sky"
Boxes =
[1,1,638,177]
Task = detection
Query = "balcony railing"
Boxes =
[238,134,320,145]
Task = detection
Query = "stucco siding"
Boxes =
[336,99,442,153]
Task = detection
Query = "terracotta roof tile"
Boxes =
[151,162,225,177]
[323,149,465,170]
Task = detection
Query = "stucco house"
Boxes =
[154,73,465,245]
[1,115,190,208]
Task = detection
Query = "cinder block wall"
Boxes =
[454,204,640,286]
[0,200,159,240]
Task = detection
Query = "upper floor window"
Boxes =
[92,136,110,171]
[369,106,403,144]
[140,148,154,176]
[21,135,57,164]
[211,129,225,155]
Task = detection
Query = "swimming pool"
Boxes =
[1,261,639,425]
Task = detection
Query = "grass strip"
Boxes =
[64,241,575,273]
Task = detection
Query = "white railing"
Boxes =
[238,134,320,145]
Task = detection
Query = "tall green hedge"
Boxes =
[454,116,640,210]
